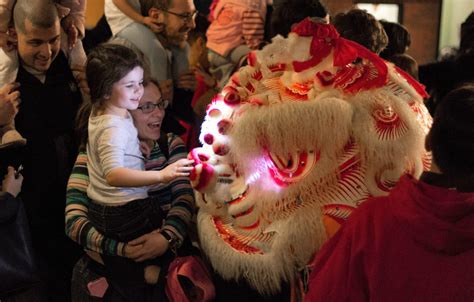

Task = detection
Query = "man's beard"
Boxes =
[161,27,189,48]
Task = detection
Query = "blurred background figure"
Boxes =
[332,8,388,55]
[419,12,474,114]
[270,0,328,38]
[379,20,411,60]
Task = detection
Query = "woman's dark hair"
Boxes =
[379,20,411,60]
[332,9,388,54]
[76,43,145,150]
[390,53,418,80]
[427,84,474,177]
[187,13,210,44]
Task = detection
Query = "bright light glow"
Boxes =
[356,3,399,23]
[245,157,283,193]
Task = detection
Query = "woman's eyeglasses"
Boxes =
[137,99,169,113]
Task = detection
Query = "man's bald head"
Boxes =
[13,0,59,34]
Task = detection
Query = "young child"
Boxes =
[105,0,163,36]
[206,0,268,88]
[0,0,87,144]
[76,43,194,287]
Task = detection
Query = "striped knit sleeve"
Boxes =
[161,134,196,243]
[65,152,126,256]
[242,9,265,49]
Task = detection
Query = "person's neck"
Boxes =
[22,64,47,83]
[102,103,129,119]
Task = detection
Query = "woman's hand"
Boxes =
[0,82,20,125]
[2,166,23,197]
[125,230,169,262]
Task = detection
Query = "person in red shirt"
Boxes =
[305,85,474,301]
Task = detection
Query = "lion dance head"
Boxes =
[189,18,432,294]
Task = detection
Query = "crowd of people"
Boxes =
[0,0,472,301]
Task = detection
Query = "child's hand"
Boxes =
[2,166,23,197]
[141,16,164,33]
[177,70,197,91]
[0,31,17,52]
[159,158,194,183]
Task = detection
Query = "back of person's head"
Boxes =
[427,84,474,177]
[379,20,411,60]
[332,9,388,54]
[13,0,59,33]
[460,12,474,53]
[188,13,210,44]
[86,43,144,102]
[270,0,328,38]
[389,53,418,80]
[187,13,210,68]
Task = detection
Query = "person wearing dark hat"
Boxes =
[305,84,474,301]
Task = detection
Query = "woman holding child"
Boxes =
[66,43,197,301]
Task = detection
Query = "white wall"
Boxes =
[439,0,473,55]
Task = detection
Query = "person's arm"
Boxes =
[99,121,192,187]
[0,82,20,127]
[126,134,195,261]
[60,0,86,39]
[106,160,192,187]
[112,0,162,32]
[65,152,127,256]
[105,135,196,262]
[0,0,14,34]
[160,134,196,244]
